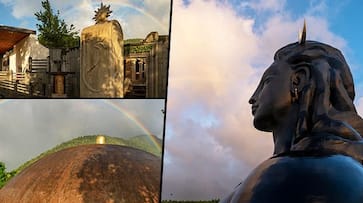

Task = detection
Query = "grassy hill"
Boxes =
[127,134,162,156]
[15,134,162,175]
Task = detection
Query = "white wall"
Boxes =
[13,34,49,73]
[9,50,16,73]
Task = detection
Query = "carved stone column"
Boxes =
[80,3,124,98]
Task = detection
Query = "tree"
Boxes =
[0,162,6,188]
[0,162,17,188]
[35,0,80,48]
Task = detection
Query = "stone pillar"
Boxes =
[54,74,65,94]
[80,20,124,97]
[134,59,138,82]
[51,73,67,98]
[144,59,149,97]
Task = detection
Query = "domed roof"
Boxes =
[0,144,161,203]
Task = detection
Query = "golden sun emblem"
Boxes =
[93,3,112,24]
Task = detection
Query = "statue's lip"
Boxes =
[251,105,258,115]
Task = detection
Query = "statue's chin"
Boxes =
[253,118,273,132]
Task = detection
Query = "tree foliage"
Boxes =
[0,162,16,188]
[35,0,80,48]
[0,162,6,187]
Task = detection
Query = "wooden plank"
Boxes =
[0,83,15,90]
[31,68,47,71]
[31,59,47,61]
[31,63,47,67]
[31,61,47,63]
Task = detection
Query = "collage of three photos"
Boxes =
[2,0,363,203]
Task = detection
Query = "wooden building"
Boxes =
[124,32,169,98]
[0,25,168,98]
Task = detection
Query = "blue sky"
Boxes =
[0,0,170,38]
[286,0,363,87]
[163,0,363,200]
[238,0,363,94]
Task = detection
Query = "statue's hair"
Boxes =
[274,41,363,142]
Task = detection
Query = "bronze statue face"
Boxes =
[249,60,294,132]
[249,41,363,146]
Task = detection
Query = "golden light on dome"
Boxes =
[96,135,106,144]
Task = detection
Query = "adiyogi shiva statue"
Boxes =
[221,21,363,203]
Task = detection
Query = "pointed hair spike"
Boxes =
[299,19,307,45]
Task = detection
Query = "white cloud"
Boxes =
[357,97,363,116]
[163,0,348,200]
[144,0,171,26]
[62,0,94,33]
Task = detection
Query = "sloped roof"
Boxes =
[0,25,36,54]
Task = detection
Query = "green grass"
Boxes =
[127,134,162,156]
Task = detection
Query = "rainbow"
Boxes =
[61,0,169,35]
[100,99,163,153]
[100,0,169,32]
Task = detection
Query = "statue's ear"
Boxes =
[290,65,310,92]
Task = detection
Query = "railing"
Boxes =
[0,80,33,95]
[0,71,43,96]
[29,57,49,73]
[13,72,25,81]
[0,71,9,80]
[0,53,80,97]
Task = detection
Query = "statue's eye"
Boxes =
[263,77,272,85]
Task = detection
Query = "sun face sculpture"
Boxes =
[93,3,112,24]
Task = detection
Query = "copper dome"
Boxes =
[0,144,161,203]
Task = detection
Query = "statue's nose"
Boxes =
[249,96,256,104]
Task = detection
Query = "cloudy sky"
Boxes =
[163,0,363,201]
[0,99,165,170]
[0,0,171,38]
